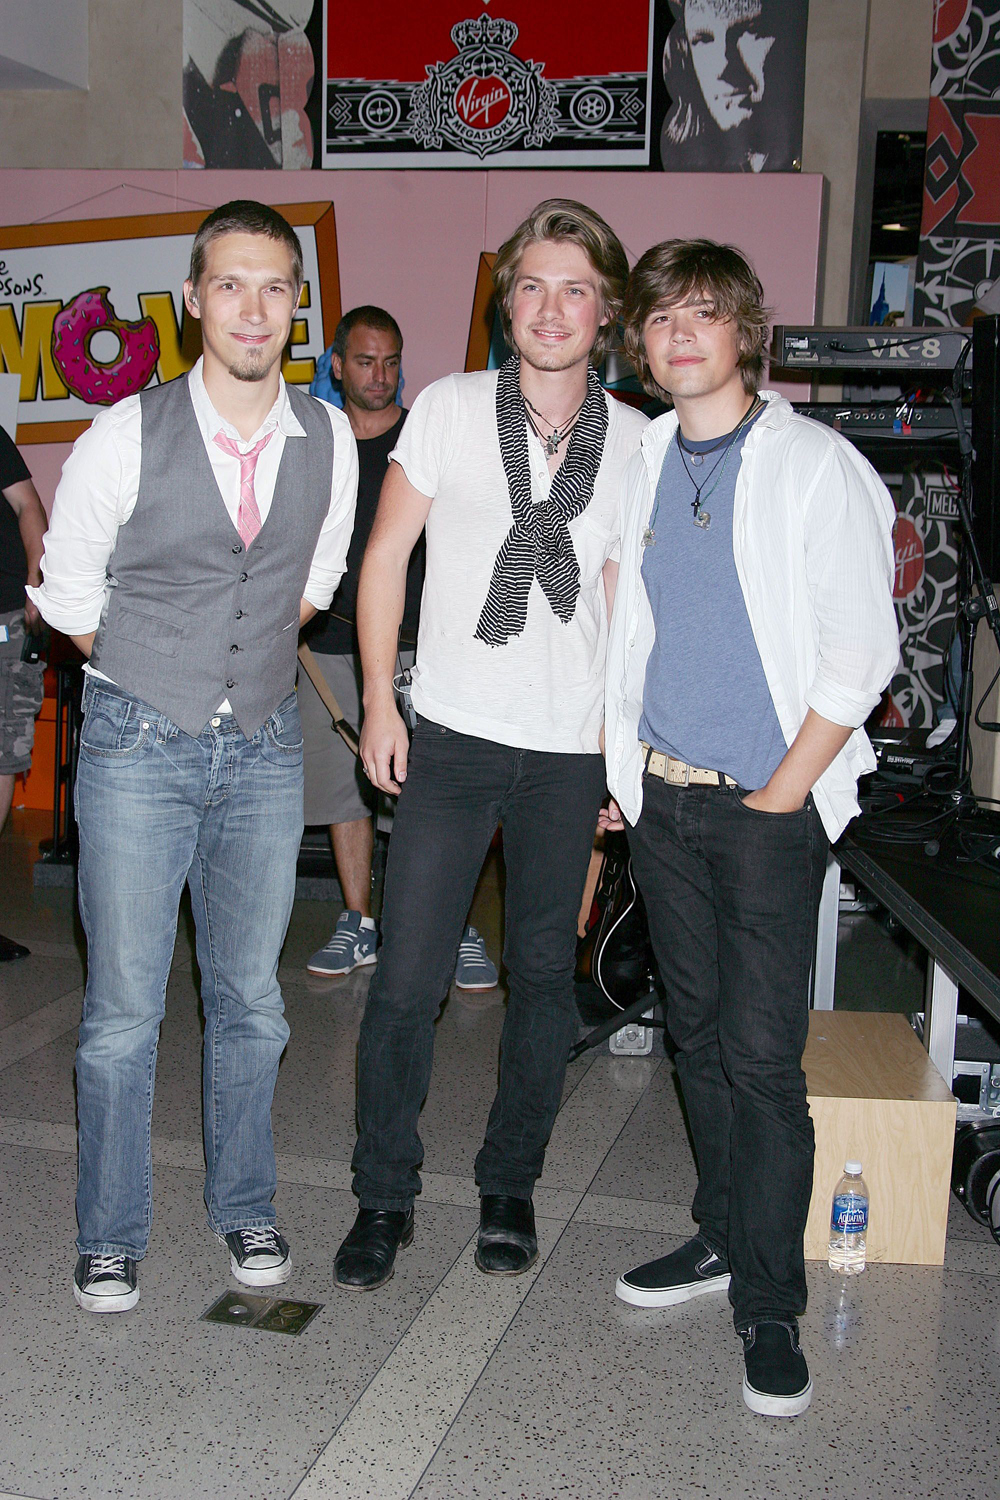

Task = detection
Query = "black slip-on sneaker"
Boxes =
[615,1235,731,1308]
[740,1320,813,1417]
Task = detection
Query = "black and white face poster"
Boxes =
[655,0,808,172]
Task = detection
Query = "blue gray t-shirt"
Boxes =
[637,411,787,791]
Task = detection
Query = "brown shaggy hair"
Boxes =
[189,200,304,292]
[491,199,629,366]
[622,239,772,397]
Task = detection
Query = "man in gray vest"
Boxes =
[29,201,358,1313]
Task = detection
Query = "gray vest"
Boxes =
[90,375,334,737]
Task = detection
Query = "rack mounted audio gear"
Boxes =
[772,326,971,371]
[791,402,962,439]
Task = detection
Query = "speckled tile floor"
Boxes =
[1,807,998,1500]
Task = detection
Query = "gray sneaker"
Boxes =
[455,926,499,990]
[74,1253,139,1313]
[307,911,378,976]
[223,1226,292,1288]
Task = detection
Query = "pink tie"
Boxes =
[213,428,274,549]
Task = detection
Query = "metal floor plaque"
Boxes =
[201,1290,323,1335]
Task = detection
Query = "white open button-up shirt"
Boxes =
[605,392,900,842]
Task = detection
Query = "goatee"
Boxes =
[228,352,270,383]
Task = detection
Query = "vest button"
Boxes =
[235,610,244,619]
[232,544,242,554]
[226,679,236,689]
[239,573,248,583]
[230,644,239,654]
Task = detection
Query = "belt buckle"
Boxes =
[666,757,690,787]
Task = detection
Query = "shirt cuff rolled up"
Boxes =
[25,583,102,636]
[805,678,883,730]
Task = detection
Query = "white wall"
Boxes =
[0,0,89,90]
[0,0,181,167]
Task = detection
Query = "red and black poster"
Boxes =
[883,472,960,729]
[914,0,1000,325]
[896,2,1000,729]
[321,2,654,168]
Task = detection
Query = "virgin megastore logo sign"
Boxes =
[321,3,652,169]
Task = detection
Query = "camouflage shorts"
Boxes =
[0,608,45,775]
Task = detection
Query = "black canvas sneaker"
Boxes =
[73,1253,139,1313]
[615,1235,731,1307]
[223,1227,292,1287]
[740,1321,813,1416]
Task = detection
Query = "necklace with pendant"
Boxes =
[642,397,762,547]
[522,391,587,457]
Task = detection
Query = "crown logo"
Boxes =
[412,11,558,159]
[450,14,518,52]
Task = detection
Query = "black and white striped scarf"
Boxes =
[474,356,609,648]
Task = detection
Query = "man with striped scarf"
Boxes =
[334,200,647,1291]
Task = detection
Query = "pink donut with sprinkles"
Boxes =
[52,287,160,406]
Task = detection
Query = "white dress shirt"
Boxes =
[605,393,900,841]
[29,358,359,636]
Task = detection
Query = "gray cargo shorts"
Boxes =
[0,607,45,775]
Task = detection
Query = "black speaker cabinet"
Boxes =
[972,315,1000,581]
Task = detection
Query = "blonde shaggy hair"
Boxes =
[491,199,629,366]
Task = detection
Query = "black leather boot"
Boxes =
[334,1207,414,1290]
[475,1194,538,1276]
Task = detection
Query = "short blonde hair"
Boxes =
[623,239,772,397]
[491,199,629,366]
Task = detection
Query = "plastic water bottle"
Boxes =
[828,1161,869,1273]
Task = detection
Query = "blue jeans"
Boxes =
[627,776,829,1327]
[352,717,607,1210]
[74,679,303,1259]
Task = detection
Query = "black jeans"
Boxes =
[352,716,607,1211]
[627,776,828,1326]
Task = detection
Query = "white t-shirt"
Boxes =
[391,368,647,753]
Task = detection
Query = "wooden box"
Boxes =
[802,1011,956,1265]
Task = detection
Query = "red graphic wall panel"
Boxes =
[322,1,653,168]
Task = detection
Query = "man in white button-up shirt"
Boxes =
[604,239,898,1418]
[29,201,357,1315]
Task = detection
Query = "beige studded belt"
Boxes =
[641,743,737,788]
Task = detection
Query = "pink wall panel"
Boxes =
[0,168,822,507]
[482,172,823,329]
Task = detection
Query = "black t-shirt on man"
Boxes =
[306,407,425,653]
[0,424,32,614]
